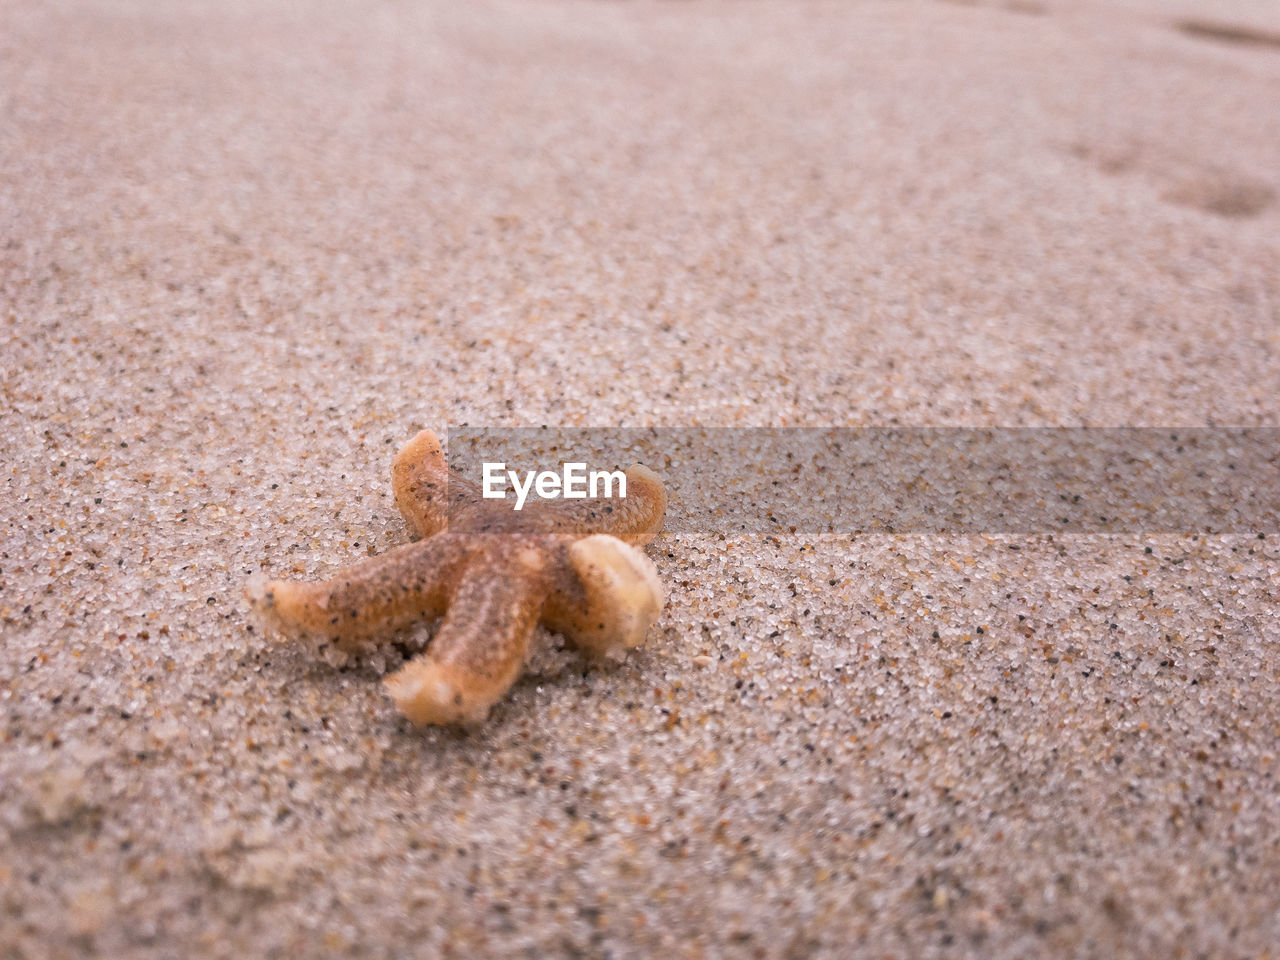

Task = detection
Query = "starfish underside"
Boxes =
[244,430,667,725]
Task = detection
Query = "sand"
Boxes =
[2,0,1279,956]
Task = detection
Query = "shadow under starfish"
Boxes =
[244,430,667,725]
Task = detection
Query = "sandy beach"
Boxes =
[3,0,1279,956]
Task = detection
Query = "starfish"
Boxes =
[244,429,667,725]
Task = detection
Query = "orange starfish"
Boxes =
[245,430,666,725]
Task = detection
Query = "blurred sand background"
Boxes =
[3,0,1279,956]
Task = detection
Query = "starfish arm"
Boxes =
[541,534,664,658]
[244,536,466,649]
[526,463,667,544]
[383,558,545,725]
[392,429,452,537]
[392,429,485,536]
